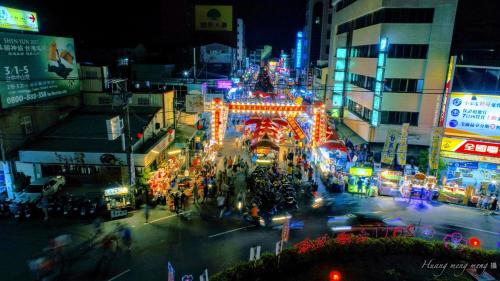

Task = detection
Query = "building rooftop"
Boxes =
[22,106,161,153]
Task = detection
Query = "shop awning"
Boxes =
[319,140,347,152]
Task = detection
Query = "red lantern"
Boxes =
[329,271,341,281]
[469,237,481,248]
[137,132,144,139]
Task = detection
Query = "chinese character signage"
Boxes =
[216,80,232,89]
[381,129,400,165]
[0,32,79,109]
[396,123,409,165]
[195,5,233,31]
[441,137,500,158]
[429,127,443,170]
[0,6,39,32]
[444,92,500,141]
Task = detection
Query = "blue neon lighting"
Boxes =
[296,32,303,69]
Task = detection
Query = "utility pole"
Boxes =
[193,47,197,83]
[323,73,328,103]
[110,79,135,187]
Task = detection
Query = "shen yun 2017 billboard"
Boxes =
[0,32,80,109]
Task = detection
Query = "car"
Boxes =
[14,176,65,204]
[328,212,407,237]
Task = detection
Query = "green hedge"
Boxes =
[211,237,499,281]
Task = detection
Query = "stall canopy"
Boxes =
[319,140,347,152]
[251,134,279,151]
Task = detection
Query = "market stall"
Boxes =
[347,166,376,196]
[104,186,132,219]
[377,170,403,197]
[401,173,439,201]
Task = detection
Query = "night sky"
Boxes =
[2,0,500,63]
[3,0,306,53]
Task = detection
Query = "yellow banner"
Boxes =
[396,123,410,165]
[429,127,443,169]
[440,137,465,152]
[195,5,233,31]
[0,6,38,32]
[381,129,400,165]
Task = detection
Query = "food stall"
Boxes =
[347,166,377,196]
[377,170,403,196]
[315,141,348,180]
[104,186,132,219]
[401,173,439,201]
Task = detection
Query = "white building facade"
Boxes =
[236,18,246,71]
[327,0,458,146]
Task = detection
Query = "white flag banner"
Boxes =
[255,245,261,260]
[199,269,209,281]
[249,245,261,261]
[275,240,283,255]
[249,246,255,261]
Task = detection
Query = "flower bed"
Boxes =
[211,236,499,281]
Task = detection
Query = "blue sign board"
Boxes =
[451,161,479,169]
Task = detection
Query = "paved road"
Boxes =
[2,134,500,281]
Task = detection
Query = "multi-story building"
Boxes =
[304,0,333,68]
[327,0,458,146]
[236,18,246,71]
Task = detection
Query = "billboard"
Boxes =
[440,137,500,158]
[0,32,79,109]
[200,43,232,64]
[185,94,204,113]
[444,92,500,141]
[0,5,39,32]
[195,5,233,31]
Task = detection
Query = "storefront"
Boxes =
[104,186,132,219]
[437,65,500,205]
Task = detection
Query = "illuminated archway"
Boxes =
[210,98,328,147]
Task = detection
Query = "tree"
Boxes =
[417,150,428,173]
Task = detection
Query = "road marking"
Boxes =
[441,224,499,235]
[107,269,131,281]
[209,225,255,238]
[145,211,192,224]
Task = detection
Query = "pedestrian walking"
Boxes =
[180,190,187,210]
[173,192,180,213]
[41,195,49,221]
[144,203,150,223]
[203,182,209,203]
[193,182,199,204]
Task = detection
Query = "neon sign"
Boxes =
[371,37,388,127]
[295,31,303,69]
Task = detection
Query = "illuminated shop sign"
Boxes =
[444,92,500,141]
[371,37,388,127]
[441,137,500,158]
[0,5,38,32]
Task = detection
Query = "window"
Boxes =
[335,0,358,12]
[381,111,419,126]
[384,78,424,92]
[349,73,375,91]
[326,30,331,40]
[325,45,330,54]
[137,97,151,106]
[21,116,33,135]
[347,99,371,122]
[350,44,379,58]
[337,8,434,35]
[98,96,111,105]
[328,14,332,24]
[388,44,428,59]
